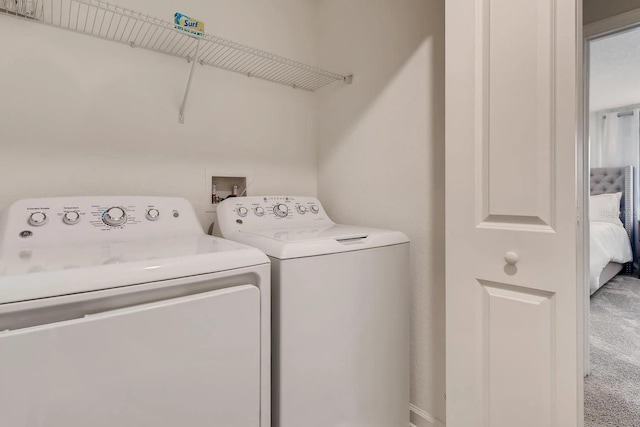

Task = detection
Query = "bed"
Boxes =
[589,166,635,294]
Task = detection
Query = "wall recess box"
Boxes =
[210,176,247,204]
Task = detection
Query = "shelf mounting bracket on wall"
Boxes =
[178,38,201,124]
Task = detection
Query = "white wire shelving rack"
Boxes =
[0,0,353,122]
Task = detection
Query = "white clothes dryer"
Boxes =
[0,196,270,427]
[217,196,409,427]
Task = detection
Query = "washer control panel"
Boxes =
[0,196,202,247]
[217,196,332,233]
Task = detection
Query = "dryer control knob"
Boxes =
[146,209,160,221]
[103,207,127,227]
[254,207,265,217]
[63,211,80,225]
[28,212,48,226]
[237,207,249,217]
[274,204,289,218]
[309,205,320,214]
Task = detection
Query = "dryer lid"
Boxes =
[0,235,269,304]
[0,196,269,304]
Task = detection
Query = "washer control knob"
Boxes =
[254,207,265,217]
[62,211,80,225]
[237,207,249,217]
[310,205,320,214]
[28,212,48,226]
[103,207,127,227]
[146,208,160,221]
[296,205,307,215]
[273,204,289,218]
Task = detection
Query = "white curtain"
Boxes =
[591,109,640,214]
[591,110,639,169]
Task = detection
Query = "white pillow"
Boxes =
[590,192,623,226]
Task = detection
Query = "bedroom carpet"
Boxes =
[585,275,640,427]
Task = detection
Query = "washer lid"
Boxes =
[240,224,377,242]
[0,235,269,304]
[233,224,408,259]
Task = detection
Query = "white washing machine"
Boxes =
[0,196,270,427]
[217,196,409,427]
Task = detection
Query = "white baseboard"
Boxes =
[410,404,445,427]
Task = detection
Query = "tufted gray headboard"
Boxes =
[590,166,635,274]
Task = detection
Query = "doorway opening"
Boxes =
[584,13,640,426]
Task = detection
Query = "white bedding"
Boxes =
[590,221,633,294]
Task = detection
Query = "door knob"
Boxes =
[504,251,519,265]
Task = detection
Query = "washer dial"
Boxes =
[254,207,265,217]
[63,211,80,225]
[237,207,249,217]
[103,207,127,227]
[296,205,308,215]
[273,204,289,218]
[310,205,320,214]
[28,212,47,226]
[146,208,160,221]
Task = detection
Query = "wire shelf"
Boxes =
[0,0,352,92]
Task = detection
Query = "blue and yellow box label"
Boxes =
[174,13,204,37]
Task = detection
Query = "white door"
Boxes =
[445,0,583,426]
[0,285,261,427]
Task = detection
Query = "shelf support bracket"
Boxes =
[178,38,201,124]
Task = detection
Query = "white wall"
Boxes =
[2,1,446,424]
[0,0,319,229]
[584,0,640,24]
[316,1,446,426]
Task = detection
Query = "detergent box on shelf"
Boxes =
[174,13,205,37]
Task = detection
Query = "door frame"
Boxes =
[584,9,640,39]
[581,9,640,378]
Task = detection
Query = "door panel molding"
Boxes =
[480,280,556,427]
[475,0,557,230]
